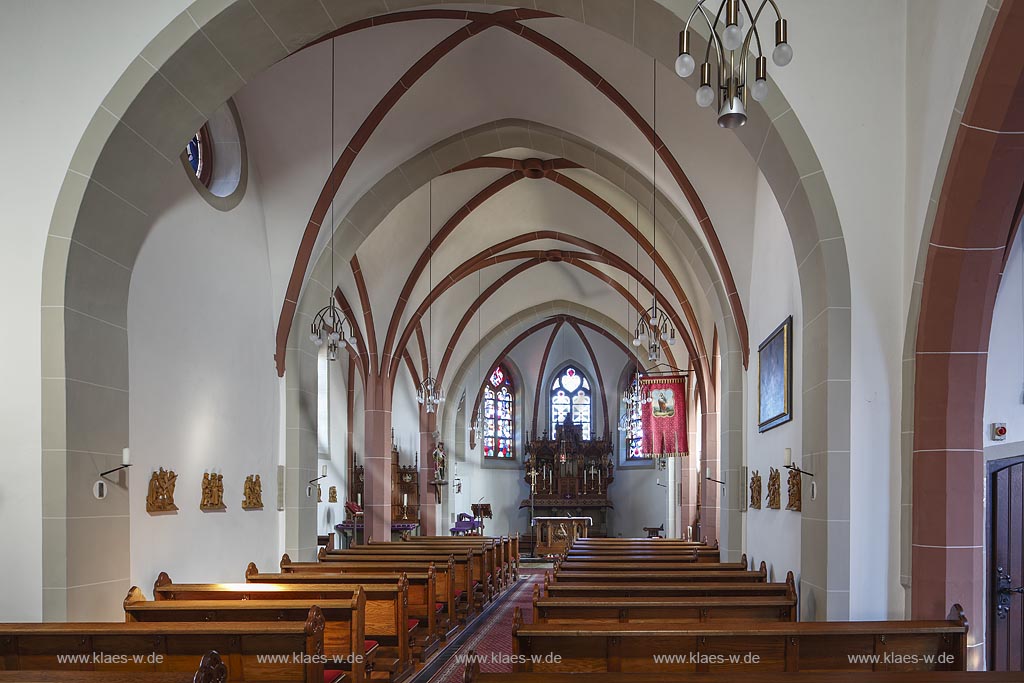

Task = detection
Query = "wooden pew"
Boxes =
[389,538,510,589]
[543,573,795,601]
[552,557,749,573]
[0,617,326,683]
[326,547,490,607]
[314,551,477,617]
[148,573,416,674]
[278,555,462,632]
[532,584,798,624]
[465,667,1014,682]
[395,535,519,583]
[511,604,969,673]
[366,540,501,596]
[122,589,370,683]
[550,562,768,586]
[244,564,444,656]
[565,547,722,564]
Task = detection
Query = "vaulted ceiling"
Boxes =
[230,5,773,405]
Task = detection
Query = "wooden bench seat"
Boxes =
[553,558,748,572]
[550,567,767,585]
[312,552,477,617]
[278,555,460,633]
[464,668,1012,682]
[121,592,370,683]
[511,605,969,673]
[243,565,444,656]
[542,576,794,601]
[565,550,722,564]
[145,574,415,676]
[388,539,507,590]
[394,535,519,583]
[532,587,797,623]
[0,618,327,683]
[326,547,491,605]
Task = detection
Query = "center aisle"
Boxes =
[421,571,543,683]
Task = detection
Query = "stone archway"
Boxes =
[41,0,851,620]
[901,0,1024,668]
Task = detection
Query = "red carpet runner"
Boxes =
[425,571,542,683]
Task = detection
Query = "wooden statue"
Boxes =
[328,485,337,503]
[317,484,322,503]
[242,474,263,510]
[146,468,178,513]
[786,468,802,512]
[767,467,781,510]
[200,472,226,511]
[749,470,762,510]
[432,441,447,482]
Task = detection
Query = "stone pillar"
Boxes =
[362,373,392,542]
[701,409,720,546]
[418,408,439,536]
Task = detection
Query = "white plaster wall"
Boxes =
[127,151,280,589]
[744,172,803,584]
[766,0,908,620]
[0,0,191,620]
[985,231,1024,450]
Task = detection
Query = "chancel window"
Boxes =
[624,374,644,460]
[482,365,514,459]
[551,365,591,439]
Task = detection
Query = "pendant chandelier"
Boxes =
[310,35,352,362]
[632,61,676,362]
[417,180,445,413]
[674,0,792,129]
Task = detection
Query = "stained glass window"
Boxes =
[625,375,644,460]
[185,124,213,187]
[551,365,591,439]
[482,365,514,459]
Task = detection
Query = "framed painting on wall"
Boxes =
[758,316,793,433]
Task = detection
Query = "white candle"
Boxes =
[357,493,362,506]
[785,448,792,467]
[122,448,130,465]
[403,493,408,506]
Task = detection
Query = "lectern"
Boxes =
[532,516,591,556]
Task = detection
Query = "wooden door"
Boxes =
[991,458,1024,670]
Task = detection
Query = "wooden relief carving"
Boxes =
[242,474,263,510]
[786,468,802,512]
[767,467,781,510]
[749,470,762,510]
[200,472,226,511]
[328,486,337,503]
[146,468,178,513]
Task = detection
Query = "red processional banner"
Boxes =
[640,374,689,458]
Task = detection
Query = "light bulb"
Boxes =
[328,331,340,342]
[751,78,769,102]
[696,85,715,108]
[632,337,642,347]
[309,331,320,343]
[773,42,793,67]
[722,24,743,51]
[674,53,695,78]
